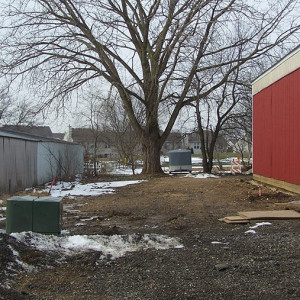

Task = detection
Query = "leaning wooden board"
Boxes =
[238,210,300,220]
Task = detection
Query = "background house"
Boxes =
[161,131,185,154]
[0,128,84,194]
[185,132,229,154]
[3,125,54,138]
[64,127,118,159]
[252,46,300,193]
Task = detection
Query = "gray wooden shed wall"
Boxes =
[0,134,84,194]
[37,142,84,184]
[0,137,38,193]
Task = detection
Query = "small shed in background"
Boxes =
[0,128,84,194]
[252,46,300,193]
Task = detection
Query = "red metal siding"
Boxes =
[253,87,273,178]
[253,68,300,184]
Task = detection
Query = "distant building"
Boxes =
[227,134,252,155]
[52,133,65,140]
[0,127,84,194]
[3,125,53,138]
[185,131,229,154]
[161,131,185,154]
[64,127,118,159]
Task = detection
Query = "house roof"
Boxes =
[0,127,78,145]
[71,128,111,143]
[71,128,95,142]
[3,125,54,138]
[52,133,64,140]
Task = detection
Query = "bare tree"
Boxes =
[224,83,253,166]
[79,90,107,175]
[0,1,299,174]
[0,90,11,121]
[103,96,143,175]
[191,66,254,172]
[0,89,37,126]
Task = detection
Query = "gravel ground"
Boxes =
[0,174,299,299]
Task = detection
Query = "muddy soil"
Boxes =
[0,174,300,299]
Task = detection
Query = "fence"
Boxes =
[84,161,119,175]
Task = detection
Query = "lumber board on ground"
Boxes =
[238,210,300,220]
[218,216,250,224]
[253,174,300,194]
[275,201,300,211]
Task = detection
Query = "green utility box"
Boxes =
[6,196,62,235]
[6,196,36,234]
[33,197,62,235]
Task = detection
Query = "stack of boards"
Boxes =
[219,209,300,224]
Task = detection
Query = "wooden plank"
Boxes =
[238,210,300,220]
[219,216,250,224]
[253,174,300,195]
[275,200,300,206]
[274,202,300,212]
[225,216,249,221]
[223,219,250,224]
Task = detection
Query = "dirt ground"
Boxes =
[1,174,300,299]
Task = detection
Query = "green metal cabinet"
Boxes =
[33,197,62,235]
[6,196,62,235]
[6,196,36,234]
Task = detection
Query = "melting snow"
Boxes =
[245,222,272,234]
[111,168,143,175]
[11,232,183,260]
[185,173,219,179]
[249,222,272,229]
[211,241,229,245]
[8,245,35,273]
[45,180,145,197]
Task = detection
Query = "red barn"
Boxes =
[252,46,300,193]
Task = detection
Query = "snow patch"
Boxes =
[245,222,272,234]
[80,216,98,222]
[111,167,143,175]
[185,173,219,179]
[8,245,35,273]
[44,180,145,197]
[249,222,272,229]
[211,241,229,245]
[11,232,183,260]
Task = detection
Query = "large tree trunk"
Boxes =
[196,102,213,173]
[141,124,164,174]
[198,127,210,173]
[204,128,220,173]
[142,141,163,174]
[198,120,220,173]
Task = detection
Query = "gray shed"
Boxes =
[0,128,84,194]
